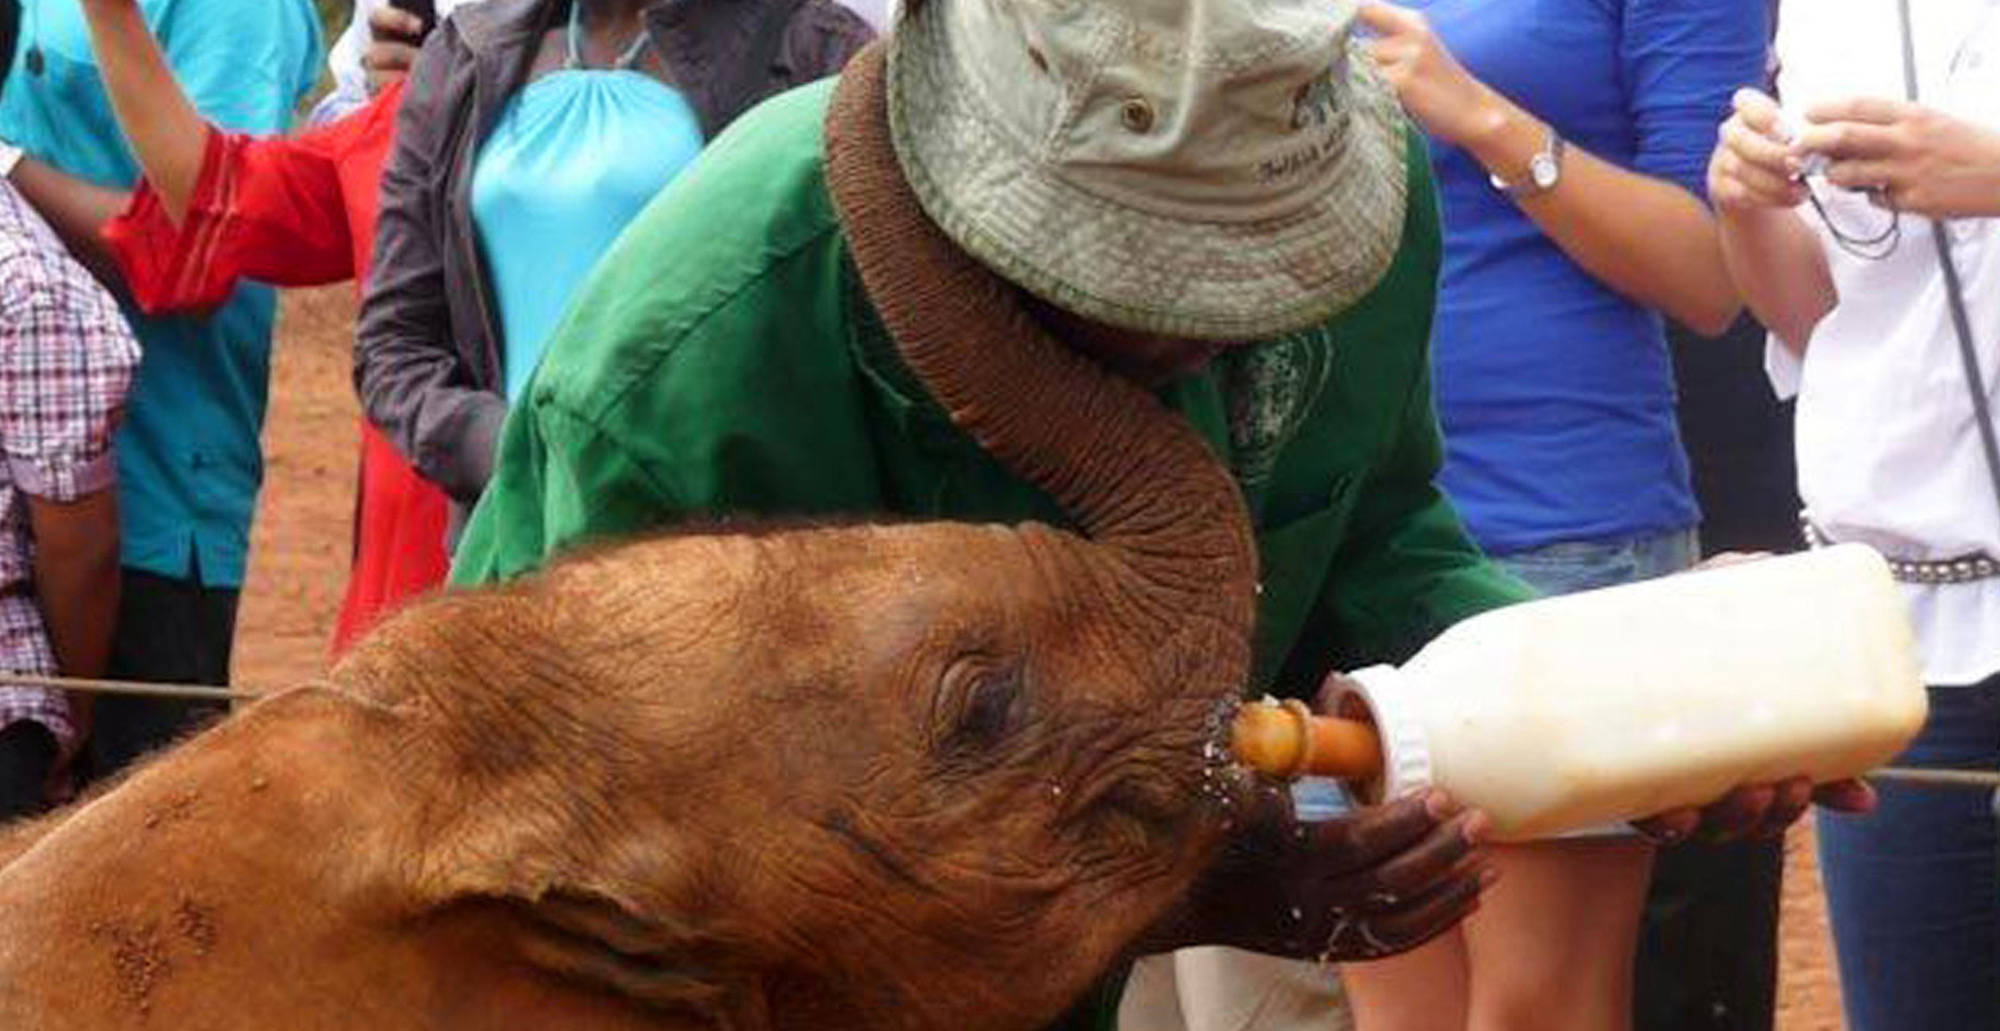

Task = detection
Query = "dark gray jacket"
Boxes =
[356,0,873,512]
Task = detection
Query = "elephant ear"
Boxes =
[508,889,760,1023]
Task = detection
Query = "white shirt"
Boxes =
[1771,0,2000,685]
[310,0,898,128]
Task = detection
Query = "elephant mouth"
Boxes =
[1067,697,1251,847]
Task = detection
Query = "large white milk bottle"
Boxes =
[1237,545,1930,841]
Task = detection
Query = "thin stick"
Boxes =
[0,672,261,702]
[5,669,2000,794]
[1868,767,2000,790]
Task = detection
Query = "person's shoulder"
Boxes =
[791,0,877,48]
[0,186,94,308]
[529,79,854,420]
[0,187,139,368]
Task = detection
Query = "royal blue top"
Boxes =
[0,0,323,586]
[1407,0,1767,556]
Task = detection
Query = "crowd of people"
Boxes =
[0,0,1996,1029]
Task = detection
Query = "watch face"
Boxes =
[1530,153,1559,190]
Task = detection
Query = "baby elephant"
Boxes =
[0,59,1259,1031]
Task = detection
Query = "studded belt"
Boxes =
[1801,516,2000,585]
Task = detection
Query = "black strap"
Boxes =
[0,0,18,98]
[1896,0,2000,522]
[706,0,808,139]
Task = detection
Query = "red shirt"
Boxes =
[103,83,450,656]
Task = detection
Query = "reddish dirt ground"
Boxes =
[234,286,1848,1030]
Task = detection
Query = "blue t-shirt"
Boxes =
[1409,0,1767,556]
[0,0,322,586]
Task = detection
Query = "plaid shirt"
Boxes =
[0,182,140,749]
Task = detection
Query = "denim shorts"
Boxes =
[1491,527,1700,598]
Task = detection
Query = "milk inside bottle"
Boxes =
[1239,545,1929,841]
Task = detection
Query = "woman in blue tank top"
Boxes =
[1339,3,1769,1031]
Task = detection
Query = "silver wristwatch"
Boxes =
[1489,129,1565,198]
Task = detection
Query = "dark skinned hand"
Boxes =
[1632,776,1876,846]
[364,5,427,96]
[1139,783,1494,963]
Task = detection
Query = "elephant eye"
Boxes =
[934,656,1023,759]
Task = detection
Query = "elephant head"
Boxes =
[0,44,1258,1031]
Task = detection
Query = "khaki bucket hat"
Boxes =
[886,0,1410,342]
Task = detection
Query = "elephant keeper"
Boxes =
[450,0,1843,1024]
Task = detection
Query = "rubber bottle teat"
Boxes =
[1230,699,1384,781]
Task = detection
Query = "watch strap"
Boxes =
[1489,129,1563,198]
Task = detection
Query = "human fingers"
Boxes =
[1812,778,1877,814]
[1795,120,1902,162]
[1355,1,1425,40]
[1631,806,1701,846]
[1806,96,1914,127]
[1338,809,1489,908]
[1732,88,1788,138]
[1360,860,1494,956]
[1696,783,1778,843]
[1823,158,1903,195]
[1755,776,1815,840]
[363,39,422,93]
[1721,117,1797,177]
[368,4,425,41]
[1709,146,1808,212]
[1320,791,1465,871]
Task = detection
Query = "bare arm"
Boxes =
[26,491,120,681]
[1706,89,1838,356]
[1360,2,1743,335]
[4,162,130,287]
[79,0,209,224]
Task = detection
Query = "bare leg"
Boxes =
[1463,838,1654,1031]
[1341,924,1471,1030]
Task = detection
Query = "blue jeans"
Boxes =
[1818,677,2000,1031]
[1492,527,1699,597]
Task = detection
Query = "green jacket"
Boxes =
[453,76,1529,686]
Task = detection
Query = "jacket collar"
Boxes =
[451,0,769,62]
[450,0,549,54]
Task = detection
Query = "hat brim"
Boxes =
[885,2,1413,342]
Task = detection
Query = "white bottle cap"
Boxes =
[1333,665,1435,806]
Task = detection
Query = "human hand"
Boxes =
[364,4,428,95]
[1355,3,1505,149]
[1633,776,1875,846]
[1142,785,1493,962]
[1792,97,2000,219]
[1709,88,1811,214]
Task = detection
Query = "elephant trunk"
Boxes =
[824,45,1258,688]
